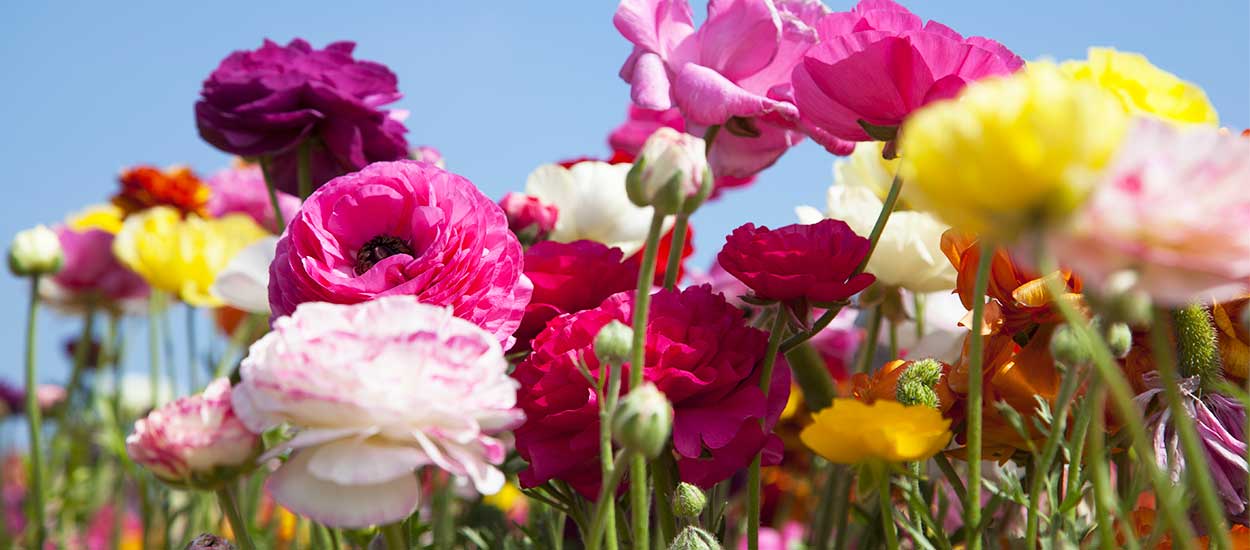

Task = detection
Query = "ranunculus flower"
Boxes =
[40,224,148,313]
[614,0,825,177]
[609,105,755,195]
[792,0,1023,152]
[511,240,639,353]
[1048,118,1250,306]
[195,39,409,194]
[801,398,951,464]
[8,225,63,277]
[513,285,790,495]
[1062,48,1219,125]
[126,378,259,488]
[524,161,669,256]
[232,297,523,528]
[410,145,445,167]
[112,165,211,218]
[211,236,278,314]
[499,192,559,245]
[206,164,302,232]
[717,219,875,304]
[268,160,531,348]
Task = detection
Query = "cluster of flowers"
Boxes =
[5,0,1249,549]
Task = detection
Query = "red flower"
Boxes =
[113,165,210,217]
[512,285,789,496]
[717,220,875,304]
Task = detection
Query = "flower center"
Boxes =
[354,235,414,275]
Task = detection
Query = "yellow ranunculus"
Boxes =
[66,204,125,234]
[1062,47,1218,125]
[800,398,951,464]
[113,206,267,307]
[899,62,1128,240]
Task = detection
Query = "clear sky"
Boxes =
[1,0,1247,386]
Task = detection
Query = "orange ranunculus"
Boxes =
[850,359,958,414]
[1214,296,1250,380]
[113,165,211,217]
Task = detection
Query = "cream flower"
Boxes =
[209,236,277,314]
[525,161,671,256]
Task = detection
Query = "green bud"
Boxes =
[669,526,722,550]
[594,321,634,365]
[1094,270,1152,326]
[1104,322,1133,359]
[626,127,709,216]
[612,383,673,459]
[1173,305,1223,389]
[672,482,707,518]
[1049,323,1091,368]
[8,225,63,277]
[895,359,944,409]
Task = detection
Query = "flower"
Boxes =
[1047,118,1250,306]
[210,236,278,314]
[113,207,269,307]
[232,297,522,528]
[513,285,790,495]
[0,382,65,418]
[410,145,445,167]
[1062,48,1218,125]
[609,105,755,194]
[40,223,148,313]
[195,39,409,194]
[717,219,875,304]
[8,225,63,277]
[66,204,125,234]
[206,164,302,233]
[268,160,531,348]
[1213,297,1249,379]
[512,240,639,353]
[499,192,558,245]
[737,522,804,550]
[125,378,259,488]
[112,165,211,217]
[898,62,1129,239]
[791,0,1024,152]
[797,143,955,293]
[627,127,710,214]
[801,398,951,464]
[614,0,825,177]
[524,160,669,256]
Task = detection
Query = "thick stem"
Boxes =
[297,140,314,200]
[661,213,689,290]
[380,521,407,550]
[877,465,899,550]
[963,247,993,550]
[22,276,47,549]
[258,156,286,230]
[217,484,257,550]
[628,211,666,550]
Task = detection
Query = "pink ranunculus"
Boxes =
[512,240,639,353]
[206,164,302,232]
[614,0,827,177]
[232,297,523,528]
[609,105,756,195]
[125,378,259,487]
[499,192,559,245]
[738,521,805,550]
[410,145,445,167]
[1048,119,1250,306]
[513,285,789,496]
[718,219,876,304]
[268,160,532,348]
[43,225,148,312]
[792,0,1024,153]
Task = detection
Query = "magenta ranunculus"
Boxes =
[513,285,789,496]
[268,160,532,348]
[718,219,876,304]
[499,192,559,245]
[792,0,1024,153]
[614,0,827,177]
[206,164,302,232]
[512,240,639,353]
[195,39,409,194]
[609,105,755,195]
[43,225,148,312]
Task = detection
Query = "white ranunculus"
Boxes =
[526,161,671,256]
[210,236,277,314]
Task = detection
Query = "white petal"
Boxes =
[211,236,278,313]
[306,437,424,485]
[267,449,420,529]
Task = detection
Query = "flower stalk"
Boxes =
[216,483,257,550]
[627,210,667,550]
[963,245,992,550]
[746,308,787,550]
[22,276,48,549]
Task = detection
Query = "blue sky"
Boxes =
[1,0,1246,386]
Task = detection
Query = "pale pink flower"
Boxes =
[632,127,709,206]
[1048,118,1250,305]
[232,296,523,528]
[206,164,301,233]
[125,378,259,487]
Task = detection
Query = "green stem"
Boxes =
[259,156,286,230]
[784,342,838,412]
[587,452,635,550]
[65,304,96,407]
[1087,385,1118,550]
[22,276,47,549]
[963,248,992,550]
[297,140,314,200]
[914,293,926,341]
[887,318,899,361]
[652,452,678,545]
[186,305,199,391]
[380,521,407,550]
[661,213,689,290]
[148,291,163,406]
[832,467,854,550]
[597,361,619,550]
[628,211,666,550]
[747,455,763,550]
[858,305,883,374]
[1024,359,1084,549]
[214,313,264,379]
[877,465,899,550]
[217,484,257,550]
[433,473,455,550]
[747,309,787,550]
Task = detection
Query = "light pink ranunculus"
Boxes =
[44,225,148,312]
[1048,119,1250,306]
[206,164,302,233]
[125,378,259,487]
[268,160,532,348]
[233,297,523,528]
[791,0,1024,153]
[614,0,826,177]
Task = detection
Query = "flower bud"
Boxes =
[8,225,63,277]
[1104,322,1133,359]
[499,192,558,245]
[594,320,634,366]
[895,359,944,409]
[1094,270,1153,327]
[185,533,237,550]
[672,482,707,518]
[1049,323,1091,368]
[627,128,711,215]
[669,526,722,550]
[612,382,673,459]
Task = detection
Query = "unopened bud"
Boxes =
[499,192,558,245]
[612,383,673,459]
[672,482,707,518]
[627,128,711,215]
[895,359,944,409]
[1095,271,1152,326]
[8,225,63,277]
[595,321,634,366]
[1049,324,1091,368]
[185,533,236,550]
[1104,322,1133,359]
[669,526,722,550]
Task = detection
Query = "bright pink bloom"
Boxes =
[1048,119,1250,305]
[513,285,789,496]
[718,219,875,303]
[609,105,756,195]
[125,378,259,485]
[268,160,532,348]
[233,297,523,528]
[44,225,148,310]
[206,164,302,232]
[792,0,1024,153]
[738,522,805,550]
[512,240,638,353]
[499,192,559,244]
[614,0,827,177]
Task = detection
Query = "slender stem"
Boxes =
[780,305,844,354]
[877,464,900,550]
[747,455,763,550]
[1087,384,1117,550]
[831,467,854,550]
[587,452,636,550]
[747,309,787,550]
[652,452,678,545]
[259,156,286,230]
[147,291,163,406]
[297,140,314,200]
[380,521,407,550]
[858,305,883,374]
[785,342,838,412]
[887,318,899,361]
[22,276,47,549]
[857,173,903,274]
[596,362,619,550]
[217,484,257,550]
[963,247,993,550]
[628,211,666,550]
[913,293,926,341]
[1150,310,1232,548]
[65,304,96,407]
[186,305,199,391]
[661,213,689,290]
[214,313,264,379]
[1024,361,1084,548]
[433,473,455,550]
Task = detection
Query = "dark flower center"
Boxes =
[354,235,414,275]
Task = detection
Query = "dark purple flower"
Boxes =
[195,39,409,194]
